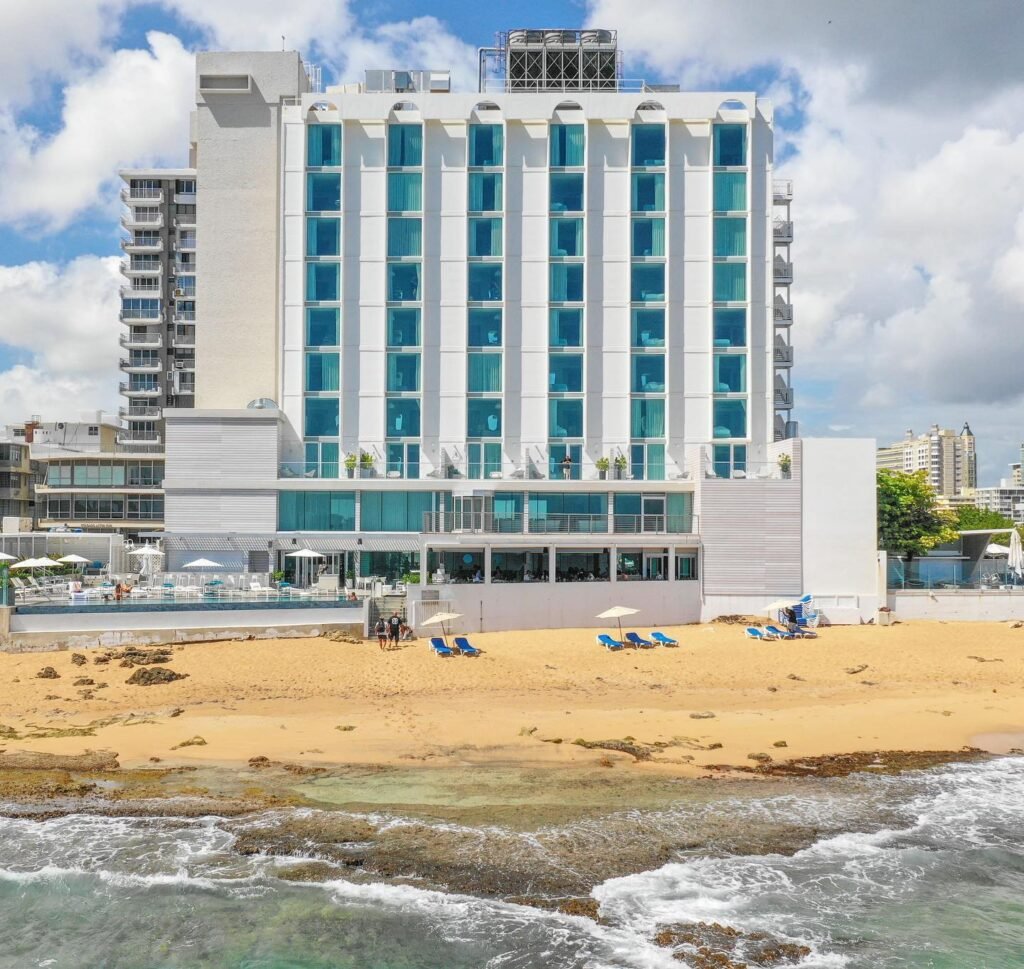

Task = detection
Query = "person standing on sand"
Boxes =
[374,616,388,650]
[388,612,402,649]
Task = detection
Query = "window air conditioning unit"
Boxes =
[173,288,185,297]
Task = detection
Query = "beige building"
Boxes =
[877,423,976,498]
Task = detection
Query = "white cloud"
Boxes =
[0,256,121,422]
[0,32,193,231]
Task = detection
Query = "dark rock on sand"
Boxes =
[655,920,811,967]
[73,678,95,687]
[70,654,87,666]
[126,667,187,686]
[712,748,989,778]
[276,860,348,883]
[690,711,716,720]
[36,667,60,679]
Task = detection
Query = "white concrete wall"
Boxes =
[888,591,1024,621]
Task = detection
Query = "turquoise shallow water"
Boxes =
[0,759,1022,968]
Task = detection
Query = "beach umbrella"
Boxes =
[57,553,91,575]
[985,543,1010,556]
[33,557,60,568]
[596,605,639,641]
[1009,530,1024,579]
[286,547,324,587]
[10,558,39,569]
[763,598,799,613]
[421,610,462,646]
[182,557,223,588]
[0,552,17,561]
[129,545,164,577]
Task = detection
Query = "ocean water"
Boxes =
[0,759,1021,968]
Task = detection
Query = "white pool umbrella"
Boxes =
[129,546,164,557]
[33,557,60,569]
[596,605,639,641]
[183,558,222,569]
[986,544,1010,557]
[57,554,91,575]
[421,610,462,645]
[0,552,17,561]
[1009,530,1024,579]
[286,548,324,587]
[129,545,163,577]
[10,558,39,569]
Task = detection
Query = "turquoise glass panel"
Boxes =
[468,218,502,256]
[387,172,422,211]
[632,124,665,166]
[467,354,502,393]
[388,263,421,301]
[631,308,664,347]
[549,308,582,347]
[550,173,584,212]
[631,354,665,392]
[361,491,436,532]
[632,218,665,256]
[713,308,746,347]
[631,172,664,211]
[631,263,665,302]
[387,218,422,257]
[714,354,746,393]
[714,124,747,166]
[468,308,502,347]
[550,263,584,302]
[550,218,584,256]
[306,173,340,211]
[714,217,747,257]
[306,218,340,256]
[550,124,585,166]
[304,397,338,437]
[712,399,747,438]
[468,173,503,211]
[307,124,341,166]
[713,262,746,302]
[468,263,502,301]
[305,352,340,392]
[386,399,421,437]
[467,399,502,437]
[387,308,420,347]
[549,399,583,438]
[388,124,422,166]
[469,124,503,166]
[279,492,354,531]
[387,352,421,392]
[631,398,665,438]
[714,172,746,210]
[306,262,339,301]
[549,354,583,393]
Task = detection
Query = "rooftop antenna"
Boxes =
[282,35,286,51]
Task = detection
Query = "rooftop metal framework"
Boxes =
[479,29,624,93]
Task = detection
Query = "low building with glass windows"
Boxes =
[158,35,879,626]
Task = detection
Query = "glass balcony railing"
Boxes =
[421,512,697,535]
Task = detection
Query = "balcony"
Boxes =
[773,220,793,243]
[171,287,196,300]
[773,180,793,202]
[119,283,161,298]
[422,512,698,536]
[174,211,197,226]
[119,382,161,397]
[118,309,162,324]
[774,386,795,409]
[120,211,164,231]
[119,405,161,420]
[176,235,196,251]
[774,259,793,285]
[170,332,196,348]
[173,309,196,323]
[773,300,793,326]
[119,332,162,349]
[773,341,794,367]
[120,260,163,278]
[174,258,197,274]
[116,430,162,447]
[171,358,196,372]
[119,357,162,373]
[121,187,163,203]
[120,237,163,253]
[173,191,197,205]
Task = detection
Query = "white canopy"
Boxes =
[986,543,1010,556]
[1009,530,1024,578]
[763,598,800,613]
[57,554,91,564]
[421,611,463,625]
[596,605,639,620]
[129,546,164,557]
[183,558,223,569]
[10,558,40,569]
[285,548,324,558]
[33,557,60,568]
[0,552,17,561]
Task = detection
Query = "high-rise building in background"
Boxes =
[145,31,878,626]
[876,423,977,498]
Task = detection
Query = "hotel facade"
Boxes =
[158,35,878,627]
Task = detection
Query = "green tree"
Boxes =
[877,469,959,558]
[955,505,1015,532]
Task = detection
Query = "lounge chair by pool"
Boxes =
[765,625,795,640]
[429,637,454,657]
[453,636,480,656]
[597,634,625,650]
[744,626,769,640]
[650,631,678,646]
[625,632,655,648]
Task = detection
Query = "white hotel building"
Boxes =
[160,33,878,627]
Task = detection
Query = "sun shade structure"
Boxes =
[128,546,164,556]
[183,558,223,569]
[421,611,463,646]
[596,604,639,640]
[1009,530,1024,579]
[285,547,325,586]
[32,557,60,568]
[0,552,17,561]
[57,554,91,564]
[10,559,40,569]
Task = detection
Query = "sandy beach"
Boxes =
[0,619,1021,777]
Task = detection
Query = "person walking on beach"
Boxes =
[374,616,388,650]
[387,612,402,649]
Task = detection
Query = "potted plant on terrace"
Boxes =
[359,450,375,476]
[596,456,610,480]
[613,454,628,480]
[778,453,792,479]
[344,452,358,479]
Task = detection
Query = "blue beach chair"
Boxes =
[429,637,454,657]
[597,634,625,651]
[453,636,480,656]
[625,632,655,648]
[745,626,769,641]
[650,631,678,647]
[765,625,795,640]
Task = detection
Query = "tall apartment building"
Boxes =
[877,423,977,498]
[0,426,37,527]
[157,35,878,626]
[119,169,198,447]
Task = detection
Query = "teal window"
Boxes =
[469,124,503,167]
[549,354,583,393]
[387,308,420,347]
[468,308,502,347]
[714,172,746,211]
[667,492,691,531]
[361,491,437,532]
[304,442,339,479]
[467,399,502,437]
[550,263,584,302]
[550,218,584,256]
[713,308,746,347]
[307,124,341,166]
[528,492,606,520]
[714,217,747,257]
[713,124,746,166]
[550,124,585,166]
[386,398,421,437]
[388,172,422,211]
[713,263,746,302]
[632,124,666,166]
[279,491,355,531]
[549,399,583,438]
[676,554,698,579]
[713,444,747,477]
[630,443,665,482]
[632,173,664,212]
[306,262,339,301]
[712,399,747,439]
[468,442,502,480]
[387,217,422,257]
[468,217,502,257]
[305,352,340,392]
[388,124,422,167]
[550,173,584,212]
[632,218,665,256]
[632,355,665,392]
[468,173,503,211]
[304,397,339,437]
[388,263,421,301]
[468,353,502,393]
[306,173,340,211]
[547,443,582,481]
[631,308,664,347]
[550,308,582,347]
[386,443,420,480]
[121,298,160,318]
[387,352,421,392]
[631,263,665,302]
[468,263,502,301]
[631,398,665,438]
[714,354,746,393]
[306,217,340,256]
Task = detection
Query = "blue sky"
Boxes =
[1,0,1022,483]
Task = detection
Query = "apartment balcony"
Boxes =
[773,220,793,244]
[119,283,161,298]
[176,235,196,251]
[119,382,162,397]
[120,237,163,253]
[174,258,197,274]
[170,331,196,348]
[119,404,161,420]
[118,309,162,324]
[172,308,196,323]
[774,259,794,285]
[120,211,164,231]
[173,191,197,205]
[174,211,197,227]
[170,358,195,372]
[120,187,163,204]
[171,287,196,300]
[773,300,793,326]
[116,430,162,447]
[773,341,794,367]
[774,386,795,409]
[773,180,793,202]
[421,512,698,537]
[120,260,163,279]
[119,332,163,350]
[119,358,162,373]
